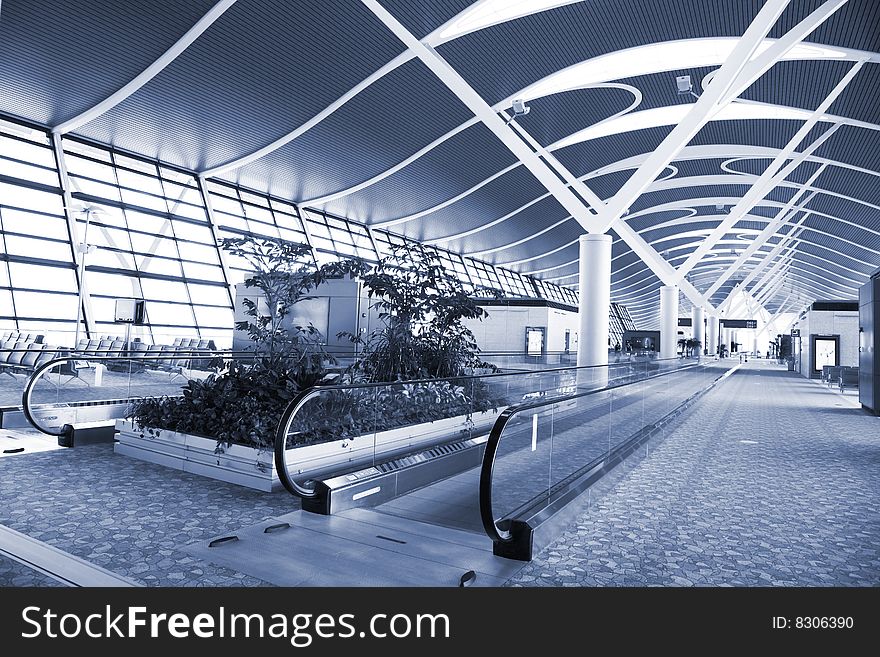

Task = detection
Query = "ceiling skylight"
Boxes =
[433,0,581,43]
[552,103,816,149]
[517,38,855,102]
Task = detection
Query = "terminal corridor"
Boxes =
[508,360,880,586]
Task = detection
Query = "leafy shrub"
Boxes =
[126,238,505,452]
[126,237,365,451]
[341,242,501,382]
[283,378,505,448]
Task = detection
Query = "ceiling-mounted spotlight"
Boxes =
[676,75,701,100]
[716,203,728,213]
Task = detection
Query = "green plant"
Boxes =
[283,377,506,448]
[341,242,500,382]
[127,236,367,451]
[221,236,366,377]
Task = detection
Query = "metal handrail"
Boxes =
[479,359,703,544]
[273,356,688,499]
[20,349,272,437]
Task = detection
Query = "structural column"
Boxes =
[659,285,679,359]
[577,234,612,385]
[691,306,705,356]
[706,314,719,357]
[721,327,731,355]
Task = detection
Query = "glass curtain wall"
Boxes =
[0,118,637,351]
[0,123,78,345]
[61,138,232,347]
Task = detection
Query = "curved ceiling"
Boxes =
[1,0,878,328]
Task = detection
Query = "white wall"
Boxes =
[546,307,579,352]
[464,305,550,354]
[232,277,378,353]
[791,309,859,378]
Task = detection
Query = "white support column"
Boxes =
[659,285,679,359]
[706,314,720,357]
[691,306,705,356]
[52,133,96,342]
[577,234,611,387]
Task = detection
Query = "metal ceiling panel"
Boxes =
[323,123,517,224]
[217,58,473,202]
[74,0,407,172]
[442,194,572,257]
[437,0,763,106]
[0,0,217,126]
[394,166,550,243]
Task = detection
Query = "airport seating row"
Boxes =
[821,365,859,391]
[0,330,44,344]
[0,336,221,382]
[0,341,62,376]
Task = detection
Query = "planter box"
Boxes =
[114,419,278,492]
[114,408,502,492]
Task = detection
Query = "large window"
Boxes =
[206,180,313,284]
[608,302,637,348]
[62,138,233,347]
[0,118,592,351]
[0,122,78,345]
[302,209,377,265]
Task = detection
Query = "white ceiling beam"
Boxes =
[507,89,713,310]
[589,0,798,236]
[53,0,238,135]
[672,127,836,281]
[674,57,864,280]
[201,1,592,179]
[317,33,875,211]
[750,241,803,302]
[754,268,791,306]
[361,0,711,311]
[701,163,827,299]
[361,0,606,237]
[415,142,879,245]
[720,0,852,104]
[731,214,812,301]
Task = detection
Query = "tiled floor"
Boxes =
[0,442,298,586]
[506,360,880,586]
[1,359,876,587]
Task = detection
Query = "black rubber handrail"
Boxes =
[273,356,687,499]
[479,359,704,544]
[20,350,271,437]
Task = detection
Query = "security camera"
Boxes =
[511,99,530,117]
[676,75,692,95]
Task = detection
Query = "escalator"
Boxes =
[273,358,735,544]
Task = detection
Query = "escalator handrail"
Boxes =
[20,350,278,437]
[273,387,328,498]
[271,357,687,499]
[479,359,704,544]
